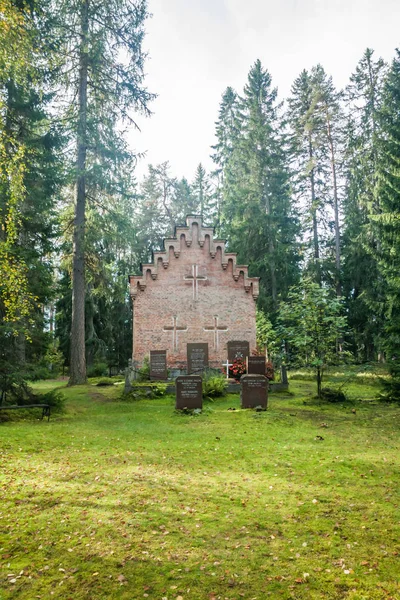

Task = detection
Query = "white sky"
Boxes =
[130,0,400,181]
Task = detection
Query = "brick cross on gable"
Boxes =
[163,316,188,352]
[184,264,207,301]
[204,316,228,351]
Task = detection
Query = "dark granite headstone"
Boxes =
[227,340,250,363]
[281,364,288,385]
[150,350,167,381]
[240,374,268,409]
[176,375,203,409]
[187,343,209,374]
[247,356,266,376]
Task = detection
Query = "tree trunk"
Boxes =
[265,191,277,307]
[281,364,288,385]
[85,286,95,368]
[309,136,321,285]
[317,366,322,398]
[326,114,341,296]
[69,0,89,385]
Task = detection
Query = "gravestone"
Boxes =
[227,340,250,363]
[176,375,203,410]
[150,350,167,381]
[247,356,266,376]
[187,343,209,374]
[240,374,268,409]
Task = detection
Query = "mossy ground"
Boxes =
[0,370,399,599]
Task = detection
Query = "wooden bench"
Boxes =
[0,404,50,421]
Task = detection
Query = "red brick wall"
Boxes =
[130,218,259,369]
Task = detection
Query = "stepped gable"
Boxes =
[129,215,259,300]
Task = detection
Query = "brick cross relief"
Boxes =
[163,316,188,352]
[184,264,207,301]
[204,316,228,351]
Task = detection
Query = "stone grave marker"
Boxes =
[227,340,250,364]
[176,375,203,410]
[150,350,167,381]
[240,374,268,409]
[247,355,266,376]
[187,343,209,374]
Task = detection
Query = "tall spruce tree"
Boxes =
[220,59,299,314]
[211,86,239,231]
[56,0,154,384]
[191,163,214,223]
[342,49,387,360]
[372,49,400,397]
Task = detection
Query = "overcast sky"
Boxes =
[131,0,400,180]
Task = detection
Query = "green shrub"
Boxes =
[137,356,150,382]
[378,377,400,403]
[43,343,65,376]
[26,366,53,381]
[320,387,347,403]
[96,378,115,387]
[36,389,66,412]
[202,370,227,399]
[122,382,168,401]
[87,362,107,378]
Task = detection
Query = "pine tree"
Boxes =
[310,65,344,295]
[288,69,327,285]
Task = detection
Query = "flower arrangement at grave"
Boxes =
[265,361,274,380]
[230,358,247,381]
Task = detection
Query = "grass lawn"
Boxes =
[1,373,400,599]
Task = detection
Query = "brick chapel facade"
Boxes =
[129,216,259,369]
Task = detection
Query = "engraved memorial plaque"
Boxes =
[150,350,167,381]
[187,343,209,374]
[176,375,203,410]
[227,340,250,363]
[247,356,266,376]
[240,374,268,409]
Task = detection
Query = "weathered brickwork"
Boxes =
[129,216,259,369]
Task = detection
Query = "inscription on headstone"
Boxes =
[241,374,268,409]
[247,356,266,376]
[187,343,209,374]
[227,340,250,363]
[176,375,203,410]
[150,350,167,380]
